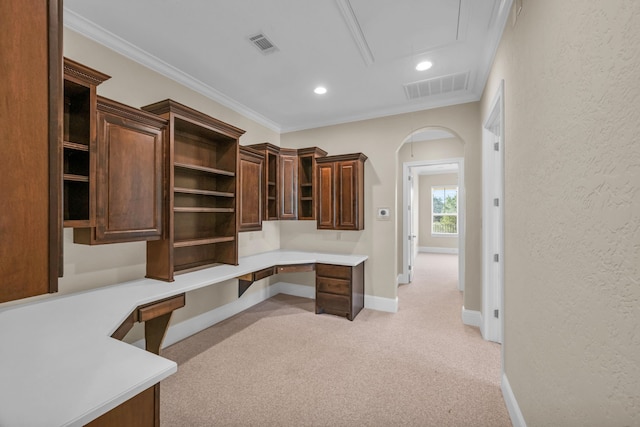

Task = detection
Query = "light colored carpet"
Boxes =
[160,253,511,426]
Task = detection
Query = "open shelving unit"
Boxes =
[142,99,245,281]
[62,58,110,228]
[297,147,327,220]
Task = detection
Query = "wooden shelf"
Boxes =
[63,141,89,151]
[174,162,235,177]
[143,99,245,281]
[174,187,234,198]
[63,174,89,183]
[174,236,235,248]
[173,207,234,213]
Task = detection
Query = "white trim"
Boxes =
[397,274,407,285]
[482,80,505,344]
[365,295,398,313]
[461,306,482,328]
[63,8,281,133]
[502,373,527,427]
[130,282,395,350]
[419,246,458,254]
[271,281,315,299]
[335,0,374,67]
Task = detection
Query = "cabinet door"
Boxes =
[0,0,61,303]
[316,162,335,229]
[75,104,164,244]
[239,148,263,232]
[336,160,359,230]
[279,152,298,220]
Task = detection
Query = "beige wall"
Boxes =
[282,103,481,310]
[481,1,640,424]
[418,174,459,250]
[57,29,282,332]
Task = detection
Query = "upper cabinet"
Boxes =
[63,58,110,228]
[297,147,327,220]
[73,97,166,244]
[316,153,367,231]
[0,0,62,303]
[278,148,298,220]
[247,143,280,221]
[238,146,264,232]
[142,99,245,281]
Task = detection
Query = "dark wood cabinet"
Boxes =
[239,146,264,232]
[0,0,62,303]
[63,58,111,229]
[86,385,159,427]
[73,97,166,245]
[143,99,245,281]
[279,148,299,220]
[315,262,365,321]
[297,147,327,220]
[247,143,280,220]
[316,153,367,231]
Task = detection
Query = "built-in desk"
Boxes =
[0,250,367,427]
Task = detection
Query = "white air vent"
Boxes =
[403,71,470,100]
[248,33,278,54]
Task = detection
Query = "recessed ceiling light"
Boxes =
[416,61,433,71]
[314,86,327,95]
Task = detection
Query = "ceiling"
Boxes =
[63,0,512,133]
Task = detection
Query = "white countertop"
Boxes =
[0,250,367,427]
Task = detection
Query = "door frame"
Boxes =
[482,80,505,343]
[401,157,465,291]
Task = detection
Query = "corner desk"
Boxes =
[0,250,366,426]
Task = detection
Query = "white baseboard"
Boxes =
[272,281,315,299]
[419,246,459,254]
[397,274,408,285]
[502,373,527,427]
[365,295,398,313]
[461,306,482,327]
[132,282,396,350]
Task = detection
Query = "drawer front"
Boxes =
[137,293,185,322]
[276,263,315,274]
[316,263,351,280]
[254,266,275,281]
[316,292,350,313]
[316,276,350,296]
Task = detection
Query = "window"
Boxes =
[432,186,458,235]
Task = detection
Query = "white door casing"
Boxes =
[401,158,465,291]
[482,80,505,344]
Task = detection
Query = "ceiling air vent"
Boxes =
[404,71,470,100]
[248,32,278,55]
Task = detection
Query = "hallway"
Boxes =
[160,253,509,426]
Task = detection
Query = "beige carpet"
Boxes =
[160,253,511,426]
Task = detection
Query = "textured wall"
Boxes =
[481,0,640,424]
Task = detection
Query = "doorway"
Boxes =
[401,156,465,292]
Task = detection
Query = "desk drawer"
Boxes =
[253,266,275,281]
[316,292,350,314]
[317,277,350,296]
[137,294,185,322]
[276,263,315,274]
[316,263,351,280]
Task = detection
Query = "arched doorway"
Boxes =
[397,127,465,293]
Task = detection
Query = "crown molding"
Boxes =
[282,91,480,133]
[63,8,281,133]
